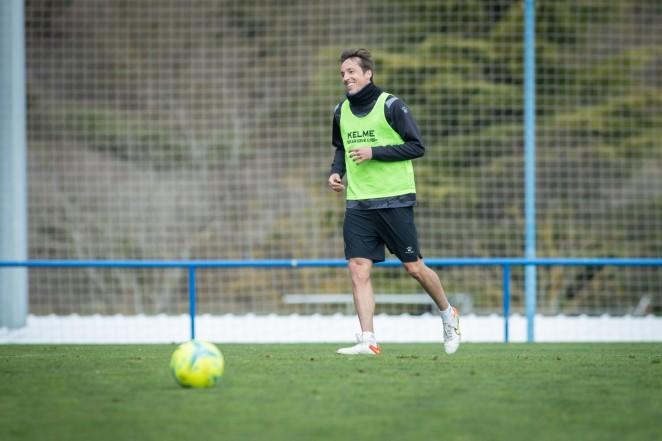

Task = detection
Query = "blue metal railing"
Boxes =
[2,257,661,341]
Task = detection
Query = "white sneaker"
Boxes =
[336,334,381,356]
[443,307,461,354]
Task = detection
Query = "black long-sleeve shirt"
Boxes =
[330,82,425,209]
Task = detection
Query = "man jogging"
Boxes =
[328,48,460,356]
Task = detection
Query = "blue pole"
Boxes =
[502,265,511,343]
[188,267,196,340]
[524,0,537,343]
[0,0,28,329]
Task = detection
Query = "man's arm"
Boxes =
[328,105,346,192]
[329,105,346,177]
[371,97,425,161]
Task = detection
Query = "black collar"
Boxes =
[346,82,382,108]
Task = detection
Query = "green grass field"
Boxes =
[1,343,660,441]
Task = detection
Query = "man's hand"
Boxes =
[328,173,345,192]
[348,148,372,164]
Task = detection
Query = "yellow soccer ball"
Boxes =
[170,340,225,388]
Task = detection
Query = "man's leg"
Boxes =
[403,259,461,354]
[402,258,449,310]
[336,257,380,355]
[348,257,375,332]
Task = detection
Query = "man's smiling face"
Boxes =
[340,57,372,95]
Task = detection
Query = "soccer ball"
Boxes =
[170,340,225,388]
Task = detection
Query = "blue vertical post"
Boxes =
[502,265,511,343]
[188,266,196,340]
[524,0,537,343]
[0,0,28,329]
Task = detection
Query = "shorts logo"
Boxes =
[405,246,415,254]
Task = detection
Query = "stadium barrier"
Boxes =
[2,257,661,343]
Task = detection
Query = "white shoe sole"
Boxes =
[336,344,381,355]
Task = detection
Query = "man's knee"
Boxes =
[403,260,426,280]
[348,259,372,285]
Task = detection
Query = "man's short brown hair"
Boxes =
[339,48,375,76]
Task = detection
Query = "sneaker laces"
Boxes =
[443,320,459,340]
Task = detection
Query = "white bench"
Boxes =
[283,293,436,313]
[283,292,474,314]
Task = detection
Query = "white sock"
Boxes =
[361,331,377,344]
[440,305,454,322]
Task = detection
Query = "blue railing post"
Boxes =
[502,264,511,343]
[188,266,196,340]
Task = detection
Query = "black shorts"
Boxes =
[343,206,422,263]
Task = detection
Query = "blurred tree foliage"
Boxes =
[24,0,661,314]
[367,0,662,259]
